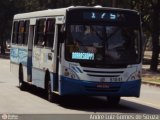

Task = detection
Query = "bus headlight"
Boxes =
[128,71,141,81]
[63,67,79,80]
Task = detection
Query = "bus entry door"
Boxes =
[27,25,34,82]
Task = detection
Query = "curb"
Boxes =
[142,81,160,87]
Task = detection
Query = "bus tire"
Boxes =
[19,64,25,90]
[107,96,120,105]
[45,71,55,102]
[47,81,54,102]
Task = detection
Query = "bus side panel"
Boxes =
[10,47,19,64]
[10,47,28,82]
[32,68,45,88]
[32,30,56,89]
[32,47,54,89]
[10,47,28,65]
[32,48,43,88]
[31,68,54,89]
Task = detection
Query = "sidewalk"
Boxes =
[142,61,160,87]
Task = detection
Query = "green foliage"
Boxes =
[131,0,153,33]
[24,0,41,12]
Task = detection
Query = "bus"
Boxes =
[10,6,143,104]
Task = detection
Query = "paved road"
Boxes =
[0,59,159,115]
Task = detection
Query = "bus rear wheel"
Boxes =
[19,65,25,90]
[107,96,120,105]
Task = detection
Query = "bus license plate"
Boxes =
[97,84,110,88]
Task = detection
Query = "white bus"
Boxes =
[10,6,143,104]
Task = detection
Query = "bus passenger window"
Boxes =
[45,18,55,48]
[12,21,19,44]
[35,19,46,47]
[24,21,29,45]
[18,21,25,44]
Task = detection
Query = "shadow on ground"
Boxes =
[17,84,160,114]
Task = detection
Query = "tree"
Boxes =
[0,0,159,71]
[129,0,160,71]
[0,0,15,55]
[150,0,160,71]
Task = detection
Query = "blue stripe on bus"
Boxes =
[71,66,78,73]
[76,67,83,73]
[71,66,83,73]
[59,76,141,97]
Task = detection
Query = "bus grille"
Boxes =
[83,69,124,77]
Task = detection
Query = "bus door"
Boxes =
[53,24,62,91]
[27,19,36,82]
[32,18,56,88]
[39,18,56,71]
[53,17,64,92]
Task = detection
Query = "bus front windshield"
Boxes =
[65,24,140,66]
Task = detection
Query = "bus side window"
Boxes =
[18,21,25,45]
[34,19,46,47]
[23,20,29,45]
[45,18,55,48]
[12,21,19,44]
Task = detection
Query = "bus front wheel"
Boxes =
[45,71,54,102]
[107,96,120,105]
[47,81,55,102]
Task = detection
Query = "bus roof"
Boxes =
[14,8,67,20]
[14,6,139,20]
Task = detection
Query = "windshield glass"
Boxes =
[65,25,140,66]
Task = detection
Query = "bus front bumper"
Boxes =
[59,76,141,97]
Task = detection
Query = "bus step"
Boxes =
[53,91,59,95]
[27,82,32,85]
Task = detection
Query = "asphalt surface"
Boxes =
[0,59,159,116]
